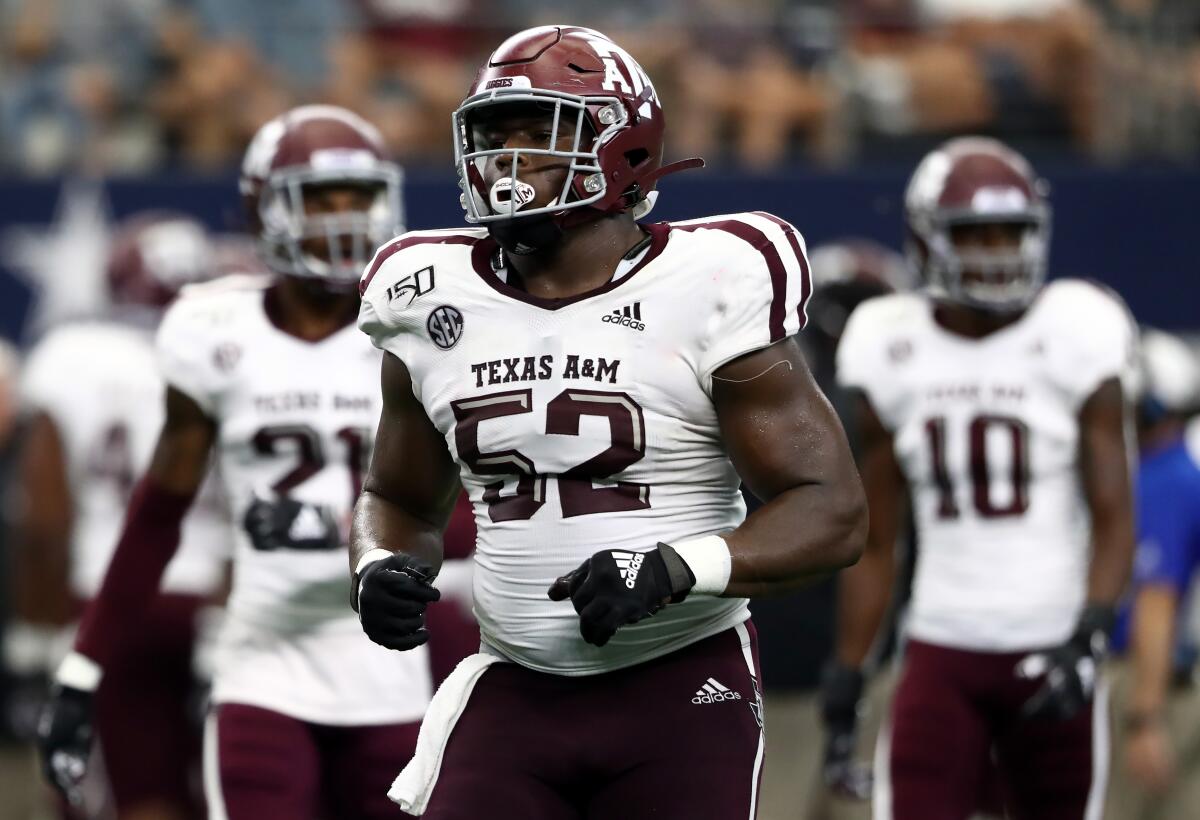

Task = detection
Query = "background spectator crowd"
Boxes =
[1,0,1199,176]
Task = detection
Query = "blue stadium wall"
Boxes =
[0,165,1191,342]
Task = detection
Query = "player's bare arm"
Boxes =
[712,338,868,597]
[830,393,905,668]
[1017,374,1135,721]
[1079,376,1135,605]
[546,337,866,648]
[1126,582,1176,786]
[145,386,219,493]
[38,386,215,803]
[350,353,458,650]
[13,413,74,626]
[351,353,461,573]
[815,391,905,797]
[6,413,75,738]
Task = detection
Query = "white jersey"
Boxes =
[20,321,229,599]
[359,213,812,676]
[157,276,430,725]
[837,280,1136,651]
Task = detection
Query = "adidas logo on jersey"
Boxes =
[692,678,742,705]
[611,551,644,589]
[601,302,645,331]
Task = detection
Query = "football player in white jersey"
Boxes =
[37,106,434,820]
[352,25,867,820]
[12,212,229,820]
[822,137,1136,820]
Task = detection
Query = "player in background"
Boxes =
[754,239,913,820]
[823,136,1136,820]
[9,213,230,820]
[0,338,41,818]
[1106,329,1200,819]
[353,25,867,820]
[36,105,437,820]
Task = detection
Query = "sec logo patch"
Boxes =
[427,305,464,350]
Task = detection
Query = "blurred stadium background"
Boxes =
[1,1,1199,819]
[2,0,1199,336]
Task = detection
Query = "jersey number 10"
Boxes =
[925,414,1030,519]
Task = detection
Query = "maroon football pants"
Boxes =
[206,703,419,820]
[425,621,765,820]
[883,638,1105,820]
[92,593,205,818]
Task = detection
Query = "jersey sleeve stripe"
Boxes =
[359,233,478,297]
[672,219,789,342]
[750,211,812,331]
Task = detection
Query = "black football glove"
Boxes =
[1016,604,1115,721]
[243,496,339,553]
[819,662,873,801]
[355,553,441,651]
[37,680,96,806]
[0,668,48,743]
[546,543,696,647]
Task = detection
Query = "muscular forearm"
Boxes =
[12,528,73,626]
[1086,511,1135,606]
[349,489,447,575]
[14,413,74,624]
[723,482,867,597]
[832,391,902,670]
[1080,378,1135,606]
[1129,585,1177,715]
[834,541,895,668]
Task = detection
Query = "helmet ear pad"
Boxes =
[569,99,661,213]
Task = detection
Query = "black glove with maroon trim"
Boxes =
[547,544,696,647]
[1016,604,1115,721]
[819,662,873,800]
[355,553,441,651]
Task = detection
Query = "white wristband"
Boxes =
[354,548,395,578]
[55,651,103,692]
[671,535,732,596]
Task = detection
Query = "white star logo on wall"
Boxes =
[1,178,113,341]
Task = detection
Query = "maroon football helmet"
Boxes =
[106,211,214,308]
[453,25,701,227]
[239,105,404,286]
[904,137,1051,312]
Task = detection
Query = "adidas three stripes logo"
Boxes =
[692,677,743,704]
[600,302,645,330]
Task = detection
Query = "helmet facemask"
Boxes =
[257,162,404,287]
[912,207,1051,314]
[454,89,626,225]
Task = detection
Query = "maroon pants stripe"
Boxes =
[881,638,1104,820]
[206,703,419,820]
[425,621,765,820]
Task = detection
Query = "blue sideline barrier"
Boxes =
[0,165,1191,342]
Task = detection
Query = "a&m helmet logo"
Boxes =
[427,305,464,350]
